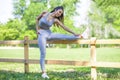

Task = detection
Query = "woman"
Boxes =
[36,6,88,79]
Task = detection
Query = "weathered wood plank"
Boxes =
[0,40,24,45]
[28,39,120,44]
[0,59,120,68]
[93,62,120,68]
[0,39,120,45]
[0,58,24,63]
[96,39,120,44]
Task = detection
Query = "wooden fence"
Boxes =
[0,36,120,80]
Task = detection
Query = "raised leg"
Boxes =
[48,33,80,40]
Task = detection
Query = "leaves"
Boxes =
[1,0,120,40]
[89,0,120,38]
[93,0,120,6]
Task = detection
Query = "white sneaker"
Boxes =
[41,73,49,79]
[81,27,89,39]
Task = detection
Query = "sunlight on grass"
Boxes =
[0,47,120,79]
[0,63,120,80]
[0,47,120,62]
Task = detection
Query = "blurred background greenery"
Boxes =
[0,0,120,40]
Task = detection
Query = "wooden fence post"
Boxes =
[90,37,97,80]
[24,36,29,73]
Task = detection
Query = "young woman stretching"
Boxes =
[36,6,88,79]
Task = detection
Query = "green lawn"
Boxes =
[0,47,120,80]
[0,47,120,61]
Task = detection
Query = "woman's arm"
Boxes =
[36,11,47,20]
[54,19,79,36]
[36,19,40,33]
[36,11,47,33]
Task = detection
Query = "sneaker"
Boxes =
[41,73,49,79]
[81,27,89,39]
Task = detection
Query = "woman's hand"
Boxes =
[74,34,83,38]
[36,30,40,38]
[37,30,40,34]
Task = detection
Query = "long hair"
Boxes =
[50,6,64,27]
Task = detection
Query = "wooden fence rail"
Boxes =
[0,36,120,80]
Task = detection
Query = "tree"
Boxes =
[89,0,120,38]
[0,19,28,40]
[93,0,120,32]
[93,0,120,6]
[13,0,79,37]
[13,0,28,19]
[0,23,19,40]
[22,2,47,30]
[0,23,6,40]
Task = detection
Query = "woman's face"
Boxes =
[54,9,63,17]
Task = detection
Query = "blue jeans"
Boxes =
[38,29,80,71]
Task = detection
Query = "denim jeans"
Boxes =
[38,29,80,71]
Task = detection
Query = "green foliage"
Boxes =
[93,0,120,6]
[18,30,37,40]
[0,24,5,40]
[89,0,120,38]
[6,19,27,32]
[13,0,28,18]
[2,0,120,41]
[0,23,19,40]
[0,19,28,40]
[14,0,78,31]
[2,28,19,40]
[93,0,120,28]
[22,2,47,30]
[5,0,77,40]
[2,0,120,40]
[0,19,37,40]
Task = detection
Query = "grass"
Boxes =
[0,47,120,80]
[0,47,120,61]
